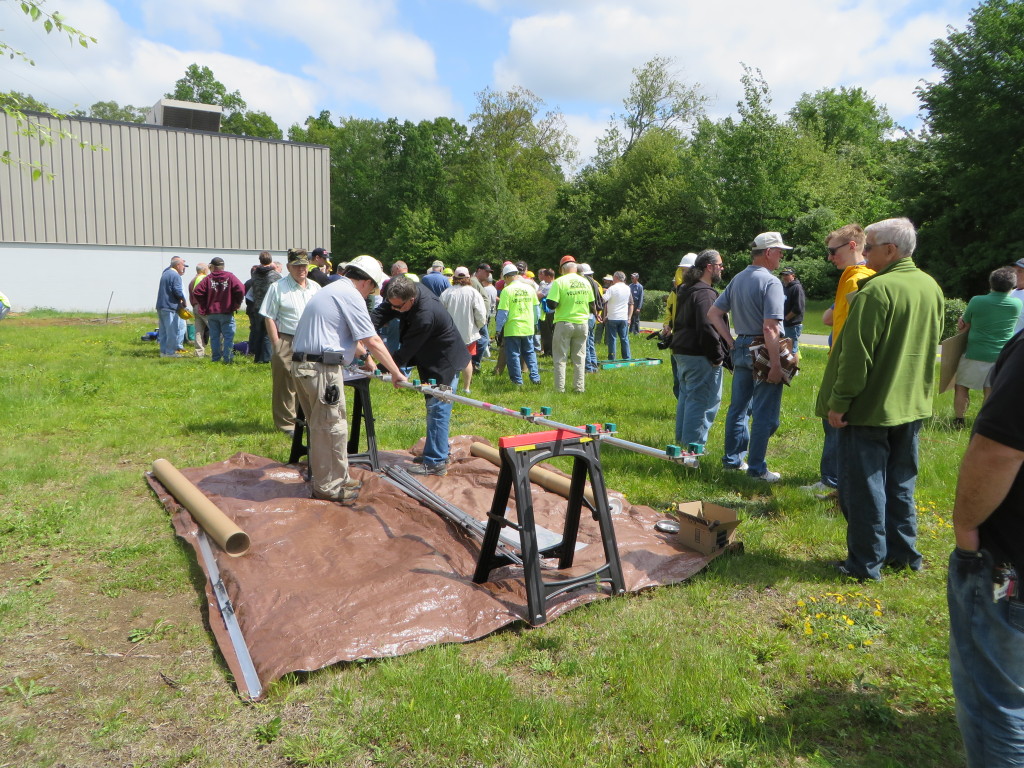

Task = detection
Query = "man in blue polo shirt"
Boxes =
[708,231,789,482]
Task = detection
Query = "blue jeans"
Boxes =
[382,317,402,355]
[606,319,630,360]
[157,309,183,356]
[722,337,783,475]
[819,419,839,488]
[206,314,236,363]
[837,420,923,581]
[673,354,723,447]
[504,336,540,385]
[423,373,458,467]
[783,322,802,354]
[585,315,598,372]
[948,547,1024,768]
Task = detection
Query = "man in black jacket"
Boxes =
[780,267,806,361]
[371,276,471,476]
[669,250,728,467]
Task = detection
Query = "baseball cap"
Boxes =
[559,254,576,266]
[578,263,594,276]
[779,267,796,276]
[631,272,639,278]
[752,232,793,250]
[476,262,492,272]
[346,255,387,288]
[288,253,310,266]
[431,259,445,269]
[602,275,613,282]
[1014,258,1024,269]
[454,266,470,277]
[502,263,519,277]
[210,257,225,267]
[678,253,698,268]
[311,247,329,258]
[443,267,453,276]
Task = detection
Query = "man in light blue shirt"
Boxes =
[708,232,788,482]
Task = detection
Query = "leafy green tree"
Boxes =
[789,87,895,152]
[598,55,706,162]
[912,0,1024,295]
[222,110,282,139]
[1,1,97,179]
[76,100,146,123]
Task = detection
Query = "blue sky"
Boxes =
[1,0,978,163]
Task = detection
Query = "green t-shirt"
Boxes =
[963,291,1023,362]
[547,273,593,324]
[497,279,539,337]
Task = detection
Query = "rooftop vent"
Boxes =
[145,99,222,132]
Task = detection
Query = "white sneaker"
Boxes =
[800,481,835,499]
[682,456,699,469]
[725,460,749,472]
[753,470,781,483]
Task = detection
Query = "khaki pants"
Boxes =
[193,313,208,356]
[553,321,588,393]
[292,360,352,500]
[271,334,297,432]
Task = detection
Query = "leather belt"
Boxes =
[292,352,325,363]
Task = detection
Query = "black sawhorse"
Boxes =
[288,374,380,471]
[473,428,626,626]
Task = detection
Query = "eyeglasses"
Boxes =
[863,242,891,253]
[388,297,412,310]
[826,245,844,256]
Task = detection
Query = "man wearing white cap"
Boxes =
[495,263,541,386]
[708,232,790,481]
[291,256,407,503]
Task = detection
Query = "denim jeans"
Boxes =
[820,418,839,489]
[382,317,402,355]
[249,314,272,363]
[157,309,183,356]
[206,313,236,363]
[673,354,723,447]
[783,322,803,355]
[585,315,598,372]
[606,319,630,360]
[722,336,783,475]
[504,335,540,385]
[422,373,458,467]
[948,547,1024,768]
[837,420,923,581]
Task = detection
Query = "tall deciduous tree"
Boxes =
[912,0,1024,294]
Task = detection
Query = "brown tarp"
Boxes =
[146,437,723,699]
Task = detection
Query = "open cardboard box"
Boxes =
[675,501,740,555]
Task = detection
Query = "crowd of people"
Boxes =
[153,221,1024,765]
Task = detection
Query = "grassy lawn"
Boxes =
[0,311,973,767]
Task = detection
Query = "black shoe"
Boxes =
[409,462,448,477]
[952,417,966,430]
[411,455,425,464]
[830,560,871,583]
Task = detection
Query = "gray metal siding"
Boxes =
[0,113,330,251]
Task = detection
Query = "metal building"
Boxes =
[0,108,331,312]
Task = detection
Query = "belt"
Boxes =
[292,352,326,363]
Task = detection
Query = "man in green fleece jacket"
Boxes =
[815,217,944,581]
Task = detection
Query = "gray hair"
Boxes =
[865,217,916,257]
[990,266,1017,293]
[386,275,418,302]
[195,262,209,274]
[613,271,626,282]
[170,256,185,268]
[562,262,578,274]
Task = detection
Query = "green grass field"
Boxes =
[0,312,974,767]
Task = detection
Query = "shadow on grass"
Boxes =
[759,682,963,767]
[184,419,268,436]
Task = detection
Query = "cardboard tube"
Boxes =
[152,458,250,556]
[469,442,596,505]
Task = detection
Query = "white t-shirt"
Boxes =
[1011,288,1024,334]
[603,282,632,321]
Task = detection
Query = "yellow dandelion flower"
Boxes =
[805,627,813,635]
[863,640,873,646]
[874,610,882,616]
[797,599,805,607]
[846,618,855,626]
[848,643,855,649]
[815,613,825,619]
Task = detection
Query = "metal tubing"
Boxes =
[380,375,690,466]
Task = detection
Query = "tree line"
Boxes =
[4,0,1019,299]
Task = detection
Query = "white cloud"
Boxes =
[492,0,974,132]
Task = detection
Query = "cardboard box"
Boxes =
[674,501,740,555]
